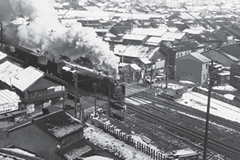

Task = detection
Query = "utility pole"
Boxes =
[108,83,111,117]
[203,60,214,160]
[129,56,131,84]
[150,62,154,90]
[93,83,97,117]
[165,53,169,89]
[0,20,3,48]
[73,69,78,118]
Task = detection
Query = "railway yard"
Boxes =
[114,84,240,160]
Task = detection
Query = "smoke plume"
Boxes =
[1,0,119,78]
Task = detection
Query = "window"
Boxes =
[203,75,205,80]
[206,64,208,69]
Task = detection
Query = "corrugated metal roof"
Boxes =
[0,61,24,86]
[12,66,44,92]
[0,89,20,105]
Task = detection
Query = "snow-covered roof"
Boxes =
[0,89,20,105]
[172,148,198,157]
[0,51,7,61]
[131,28,167,37]
[145,37,162,46]
[0,61,24,87]
[114,45,156,58]
[139,57,152,64]
[183,28,204,35]
[83,155,114,160]
[122,34,147,41]
[162,32,185,40]
[130,63,141,71]
[167,27,179,33]
[12,66,44,92]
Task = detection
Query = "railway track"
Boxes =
[125,97,240,160]
[132,91,240,133]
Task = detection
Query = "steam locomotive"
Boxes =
[3,44,125,98]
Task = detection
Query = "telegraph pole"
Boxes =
[203,60,214,160]
[73,69,78,118]
[0,20,3,48]
[165,53,169,89]
[93,83,97,117]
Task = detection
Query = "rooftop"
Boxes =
[122,34,147,41]
[0,89,20,105]
[34,110,84,139]
[12,66,44,92]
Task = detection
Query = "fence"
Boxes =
[193,87,240,108]
[91,118,167,160]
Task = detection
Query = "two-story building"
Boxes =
[0,60,66,116]
[6,110,92,160]
[176,52,211,85]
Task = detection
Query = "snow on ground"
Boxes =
[178,92,240,123]
[212,85,237,91]
[125,97,152,106]
[83,155,113,160]
[179,80,196,84]
[224,94,235,100]
[84,124,157,160]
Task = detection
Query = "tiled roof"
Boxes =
[175,40,204,49]
[109,25,131,35]
[34,110,84,139]
[173,45,191,52]
[220,44,240,59]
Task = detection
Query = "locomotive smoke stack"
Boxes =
[1,0,119,77]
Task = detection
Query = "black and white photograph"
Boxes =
[0,0,240,159]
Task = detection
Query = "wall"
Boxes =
[176,57,202,83]
[8,124,60,160]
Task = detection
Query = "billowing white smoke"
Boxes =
[2,0,119,78]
